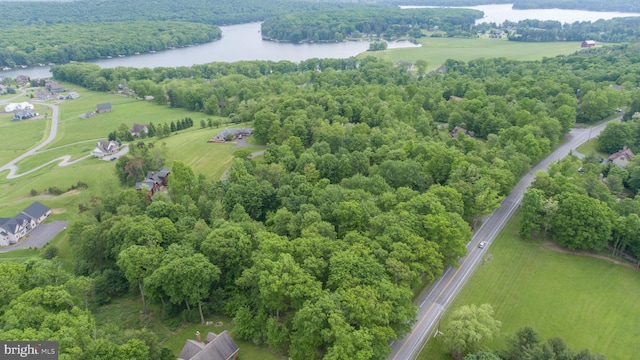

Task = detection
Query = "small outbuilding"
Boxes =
[96,103,112,113]
[581,40,596,48]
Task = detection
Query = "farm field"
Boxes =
[418,213,640,360]
[362,37,587,71]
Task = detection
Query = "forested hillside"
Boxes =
[260,8,482,43]
[0,22,221,67]
[35,43,637,358]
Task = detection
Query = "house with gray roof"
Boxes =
[608,146,635,168]
[96,102,112,113]
[178,331,238,360]
[67,91,80,99]
[91,140,119,158]
[0,201,51,246]
[208,128,252,143]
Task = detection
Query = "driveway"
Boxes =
[0,220,67,252]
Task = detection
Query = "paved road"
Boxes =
[0,220,67,252]
[388,119,616,360]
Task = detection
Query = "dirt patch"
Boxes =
[542,241,638,271]
[51,208,66,214]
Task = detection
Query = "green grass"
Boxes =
[576,138,607,159]
[0,114,48,165]
[418,212,640,360]
[162,125,262,180]
[362,37,586,71]
[15,142,92,172]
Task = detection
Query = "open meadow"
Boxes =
[362,37,587,71]
[0,111,48,165]
[419,213,640,360]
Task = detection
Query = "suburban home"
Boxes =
[178,331,239,360]
[4,102,33,112]
[208,128,253,143]
[67,91,80,99]
[130,123,149,137]
[46,81,64,93]
[135,167,171,200]
[36,90,51,100]
[451,126,475,138]
[582,40,596,48]
[96,103,112,113]
[91,140,120,158]
[608,146,635,168]
[0,201,51,247]
[15,75,29,86]
[13,109,38,120]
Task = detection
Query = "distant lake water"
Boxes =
[1,22,419,79]
[401,3,640,24]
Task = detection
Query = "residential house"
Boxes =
[208,128,252,143]
[46,81,64,93]
[66,91,80,99]
[36,90,51,100]
[91,140,119,158]
[178,331,239,360]
[451,126,475,138]
[581,40,596,48]
[135,167,171,200]
[608,146,634,168]
[0,201,51,246]
[15,75,29,86]
[130,123,149,137]
[13,109,38,120]
[21,201,52,224]
[96,103,112,113]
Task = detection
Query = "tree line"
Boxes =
[0,22,221,67]
[379,0,640,13]
[260,8,482,43]
[507,17,640,43]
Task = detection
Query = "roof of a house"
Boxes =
[130,123,148,133]
[97,102,112,110]
[609,146,635,161]
[213,128,253,140]
[94,140,119,154]
[583,40,596,44]
[135,180,156,190]
[178,331,239,360]
[21,201,51,220]
[67,91,80,98]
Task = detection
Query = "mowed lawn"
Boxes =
[162,125,262,180]
[363,37,586,71]
[0,111,49,165]
[419,213,640,360]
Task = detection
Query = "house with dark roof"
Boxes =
[0,201,51,246]
[15,75,29,86]
[91,140,119,158]
[21,201,52,224]
[46,81,64,93]
[36,90,51,100]
[130,123,149,137]
[13,109,38,120]
[608,146,635,168]
[66,91,80,99]
[135,167,171,200]
[581,40,596,48]
[178,331,239,360]
[208,128,252,143]
[96,103,112,113]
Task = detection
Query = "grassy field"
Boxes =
[418,213,640,360]
[0,112,49,165]
[362,37,586,71]
[576,138,608,159]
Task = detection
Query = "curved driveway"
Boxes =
[388,119,617,360]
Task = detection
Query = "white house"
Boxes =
[4,102,34,113]
[0,201,51,247]
[91,140,120,158]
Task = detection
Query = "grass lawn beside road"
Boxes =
[576,138,608,159]
[363,37,585,71]
[0,114,48,165]
[419,212,640,360]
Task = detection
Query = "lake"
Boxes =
[3,4,640,79]
[401,3,640,24]
[1,22,419,79]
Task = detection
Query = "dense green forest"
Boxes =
[36,43,638,358]
[507,17,640,43]
[0,0,376,27]
[260,8,483,43]
[0,22,221,67]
